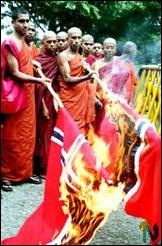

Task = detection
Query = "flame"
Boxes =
[56,95,141,245]
[90,134,111,169]
[59,149,125,245]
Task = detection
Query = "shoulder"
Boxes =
[58,50,67,60]
[1,37,16,47]
[1,37,19,58]
[58,49,68,58]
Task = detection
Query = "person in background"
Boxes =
[56,31,68,53]
[57,27,95,136]
[119,41,138,104]
[25,21,40,59]
[92,42,104,59]
[81,34,96,66]
[1,7,51,192]
[81,34,103,114]
[92,38,133,103]
[34,31,59,177]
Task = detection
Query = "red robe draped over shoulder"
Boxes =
[1,38,36,182]
[34,51,59,173]
[59,54,95,134]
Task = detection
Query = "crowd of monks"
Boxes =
[1,7,138,192]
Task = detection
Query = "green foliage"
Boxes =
[1,0,161,64]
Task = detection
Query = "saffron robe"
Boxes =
[30,44,40,59]
[59,54,95,135]
[1,38,36,182]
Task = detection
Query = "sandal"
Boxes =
[27,175,42,184]
[1,179,13,192]
[39,174,46,180]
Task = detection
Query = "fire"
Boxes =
[57,94,141,245]
[90,133,111,169]
[59,144,125,245]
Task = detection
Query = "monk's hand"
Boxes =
[87,71,96,80]
[82,61,90,71]
[53,98,59,113]
[39,77,52,86]
[32,60,42,70]
[42,105,50,120]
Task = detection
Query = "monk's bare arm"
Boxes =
[6,52,51,85]
[57,53,93,83]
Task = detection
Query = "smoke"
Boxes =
[137,38,161,65]
[116,13,161,66]
[117,37,161,66]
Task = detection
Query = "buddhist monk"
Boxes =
[34,31,59,177]
[1,7,51,191]
[57,27,95,136]
[56,31,69,53]
[81,34,96,66]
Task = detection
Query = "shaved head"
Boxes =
[81,34,94,43]
[41,30,57,53]
[103,38,116,47]
[67,27,82,37]
[123,41,137,54]
[56,31,68,39]
[42,31,56,42]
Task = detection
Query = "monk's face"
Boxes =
[68,31,82,52]
[56,34,68,52]
[25,24,36,43]
[92,43,103,57]
[82,39,94,55]
[43,36,57,53]
[12,13,30,36]
[103,41,116,60]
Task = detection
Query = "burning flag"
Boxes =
[93,94,140,189]
[2,107,125,245]
[123,119,161,245]
[1,80,160,244]
[92,90,161,245]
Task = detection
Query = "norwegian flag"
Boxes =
[2,100,160,245]
[94,93,161,245]
[2,107,110,245]
[123,119,161,245]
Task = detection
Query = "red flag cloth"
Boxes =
[94,96,139,184]
[94,94,161,244]
[2,108,110,245]
[123,120,161,245]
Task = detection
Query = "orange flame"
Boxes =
[59,150,125,245]
[57,95,141,244]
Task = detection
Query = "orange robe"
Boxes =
[1,39,36,182]
[59,54,95,135]
[30,44,40,59]
[122,61,136,103]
